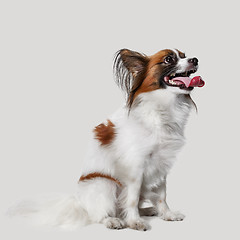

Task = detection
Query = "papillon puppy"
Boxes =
[9,48,204,231]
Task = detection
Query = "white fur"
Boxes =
[8,55,195,231]
[172,48,198,74]
[177,57,198,73]
[77,88,192,230]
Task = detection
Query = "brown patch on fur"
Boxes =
[94,120,115,146]
[79,172,122,187]
[131,75,159,103]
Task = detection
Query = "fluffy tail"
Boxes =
[7,193,89,230]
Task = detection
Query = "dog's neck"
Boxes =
[129,90,193,134]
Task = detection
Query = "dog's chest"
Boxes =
[139,103,189,188]
[143,128,184,187]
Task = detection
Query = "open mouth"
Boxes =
[164,69,204,90]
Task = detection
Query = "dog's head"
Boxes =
[114,48,204,108]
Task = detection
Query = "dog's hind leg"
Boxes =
[77,178,125,229]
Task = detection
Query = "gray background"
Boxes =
[1,0,239,239]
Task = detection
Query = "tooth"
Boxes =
[169,80,176,85]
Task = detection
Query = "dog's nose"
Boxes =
[188,57,198,66]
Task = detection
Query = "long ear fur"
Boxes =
[113,49,149,108]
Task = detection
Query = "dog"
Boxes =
[9,48,204,231]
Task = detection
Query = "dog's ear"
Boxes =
[117,49,148,77]
[114,49,149,100]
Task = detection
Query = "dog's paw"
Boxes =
[161,211,185,221]
[104,217,125,230]
[128,219,150,231]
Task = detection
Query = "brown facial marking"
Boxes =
[148,49,174,68]
[94,120,115,146]
[79,172,122,187]
[131,75,159,103]
[132,49,175,102]
[176,49,186,58]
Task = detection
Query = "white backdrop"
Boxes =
[1,0,239,239]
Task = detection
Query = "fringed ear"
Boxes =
[113,49,149,107]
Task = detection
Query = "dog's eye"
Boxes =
[164,56,174,64]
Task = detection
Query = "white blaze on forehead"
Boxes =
[171,48,180,58]
[168,48,188,72]
[169,49,197,73]
[173,50,193,73]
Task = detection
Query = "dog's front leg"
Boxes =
[155,177,185,221]
[122,174,150,231]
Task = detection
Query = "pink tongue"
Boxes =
[173,76,205,88]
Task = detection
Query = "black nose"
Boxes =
[188,57,198,66]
